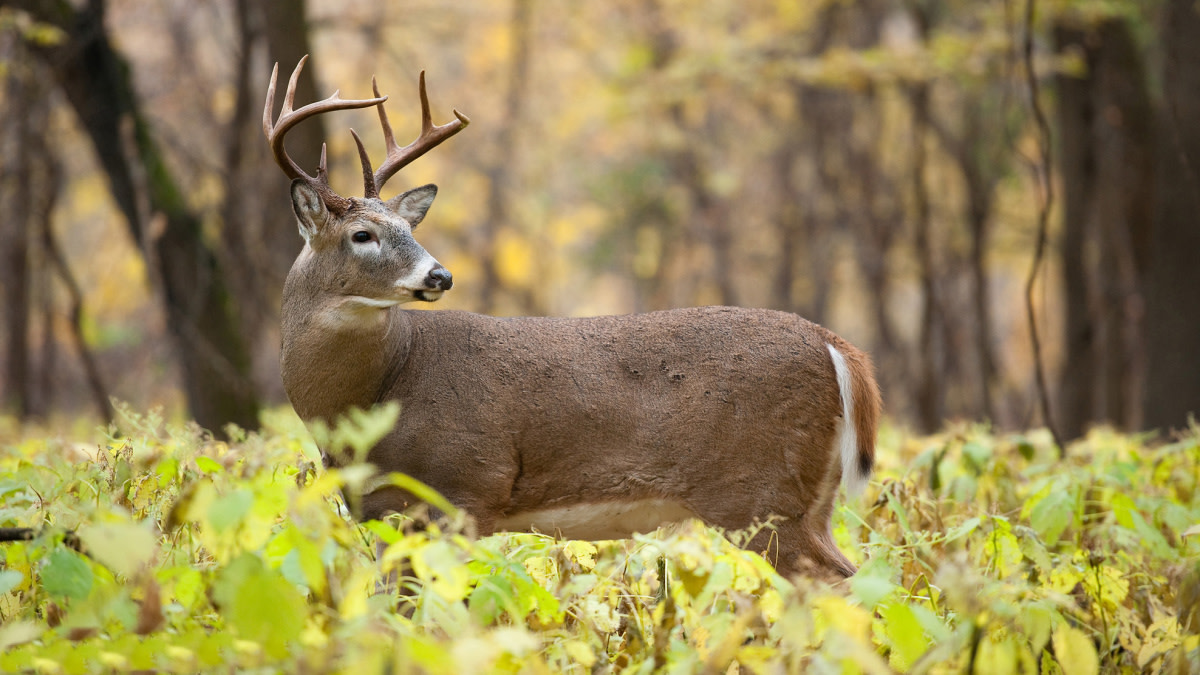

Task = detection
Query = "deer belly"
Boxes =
[494,498,698,541]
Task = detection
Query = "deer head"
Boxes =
[262,56,469,307]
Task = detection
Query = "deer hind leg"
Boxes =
[744,516,856,582]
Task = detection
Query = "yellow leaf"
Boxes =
[78,522,157,578]
[563,640,596,668]
[523,556,559,588]
[563,541,597,571]
[813,595,872,644]
[1137,618,1182,669]
[1048,564,1084,595]
[582,595,620,633]
[975,632,1019,675]
[494,229,537,288]
[1052,625,1099,675]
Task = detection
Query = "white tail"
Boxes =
[828,344,867,496]
[265,59,881,580]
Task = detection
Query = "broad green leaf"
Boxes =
[1028,487,1072,546]
[41,548,93,601]
[214,554,305,659]
[469,575,517,625]
[208,489,254,533]
[908,603,952,644]
[850,555,897,608]
[194,456,223,474]
[881,602,928,671]
[0,569,24,595]
[962,441,991,473]
[1019,603,1054,655]
[1109,492,1174,560]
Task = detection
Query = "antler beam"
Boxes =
[262,55,386,211]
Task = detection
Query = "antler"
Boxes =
[263,55,387,212]
[351,71,471,199]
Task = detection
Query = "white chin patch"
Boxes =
[346,296,400,309]
[413,289,443,302]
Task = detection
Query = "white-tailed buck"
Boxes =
[264,57,881,580]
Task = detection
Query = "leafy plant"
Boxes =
[0,409,1196,673]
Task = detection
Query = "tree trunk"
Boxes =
[1054,24,1099,440]
[1144,0,1200,431]
[1056,18,1155,438]
[11,0,260,434]
[910,84,943,433]
[0,37,34,418]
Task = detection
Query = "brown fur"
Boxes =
[278,172,881,581]
[285,274,880,579]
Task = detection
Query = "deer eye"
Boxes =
[351,231,373,243]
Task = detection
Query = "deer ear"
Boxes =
[385,184,437,228]
[291,180,329,241]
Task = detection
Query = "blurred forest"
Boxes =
[0,0,1197,441]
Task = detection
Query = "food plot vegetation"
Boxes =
[0,405,1197,673]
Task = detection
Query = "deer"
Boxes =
[263,57,881,581]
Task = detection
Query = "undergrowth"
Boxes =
[0,403,1197,673]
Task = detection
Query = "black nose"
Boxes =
[426,266,453,291]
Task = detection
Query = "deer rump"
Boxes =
[339,304,878,579]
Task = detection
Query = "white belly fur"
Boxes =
[494,498,699,541]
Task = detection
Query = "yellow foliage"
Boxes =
[494,228,537,288]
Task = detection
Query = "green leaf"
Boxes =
[884,490,913,534]
[1028,488,1073,546]
[214,554,305,659]
[0,570,24,595]
[944,516,981,543]
[1109,492,1174,560]
[208,489,254,533]
[195,456,223,474]
[850,556,898,608]
[469,574,518,625]
[881,602,928,671]
[41,548,93,601]
[380,473,459,519]
[962,441,991,474]
[1016,438,1036,460]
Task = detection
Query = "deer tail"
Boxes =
[826,342,881,496]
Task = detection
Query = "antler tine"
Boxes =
[349,129,379,200]
[369,70,471,195]
[262,55,387,210]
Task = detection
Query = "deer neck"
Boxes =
[279,269,413,423]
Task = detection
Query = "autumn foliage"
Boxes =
[0,406,1196,673]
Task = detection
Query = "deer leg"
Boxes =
[744,517,856,582]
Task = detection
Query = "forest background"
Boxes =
[0,0,1198,443]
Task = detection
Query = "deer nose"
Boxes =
[426,266,453,291]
